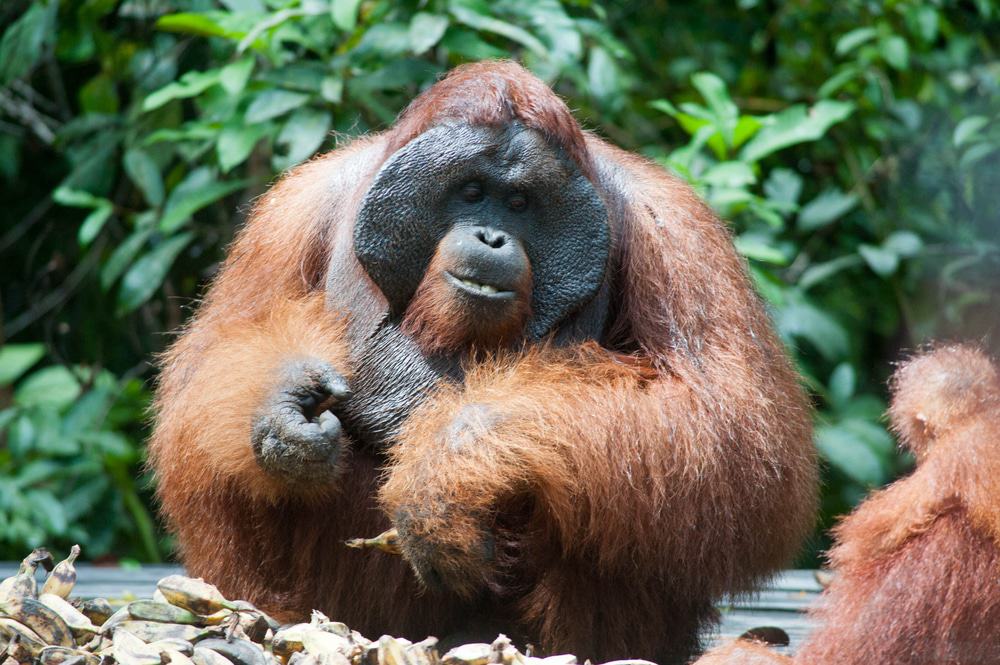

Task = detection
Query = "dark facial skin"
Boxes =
[437,224,530,303]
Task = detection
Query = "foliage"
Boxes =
[1,0,998,563]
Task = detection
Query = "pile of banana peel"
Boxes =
[0,545,587,665]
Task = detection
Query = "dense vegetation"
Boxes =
[1,0,998,564]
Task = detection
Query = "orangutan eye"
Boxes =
[461,182,484,202]
[508,193,527,211]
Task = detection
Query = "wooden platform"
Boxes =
[0,564,821,653]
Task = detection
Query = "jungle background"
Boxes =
[0,0,998,566]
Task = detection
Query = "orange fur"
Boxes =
[401,249,533,354]
[694,640,791,664]
[151,62,817,664]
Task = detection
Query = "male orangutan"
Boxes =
[150,61,817,664]
[696,344,1000,664]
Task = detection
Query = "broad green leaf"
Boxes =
[142,69,221,111]
[79,74,119,114]
[409,13,450,55]
[274,108,331,170]
[587,46,618,105]
[0,3,53,86]
[734,234,788,265]
[740,101,855,163]
[799,255,863,290]
[763,168,802,207]
[217,123,268,173]
[732,115,763,149]
[859,244,899,277]
[798,188,858,231]
[78,205,114,246]
[439,27,507,60]
[0,344,46,385]
[320,77,344,104]
[53,187,108,209]
[155,12,237,39]
[818,67,860,98]
[840,418,895,458]
[880,35,909,70]
[101,227,153,291]
[815,422,886,487]
[954,116,988,147]
[883,231,923,258]
[450,6,546,56]
[702,161,756,188]
[117,233,194,313]
[331,0,364,31]
[15,366,82,408]
[834,27,877,56]
[160,169,247,233]
[123,148,164,207]
[245,90,310,123]
[692,72,738,146]
[220,56,255,95]
[28,490,68,536]
[828,363,856,408]
[776,300,849,361]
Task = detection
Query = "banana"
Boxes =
[112,628,162,665]
[40,546,80,599]
[147,637,195,657]
[126,600,204,625]
[191,646,234,665]
[38,593,99,638]
[37,645,100,665]
[72,598,113,626]
[0,617,47,657]
[156,576,235,615]
[0,548,53,601]
[344,529,401,555]
[197,638,267,665]
[0,595,74,647]
[111,620,215,644]
[162,650,197,665]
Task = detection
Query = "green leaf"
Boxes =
[880,35,909,70]
[101,227,153,291]
[835,27,877,56]
[734,234,789,265]
[828,363,856,408]
[0,344,46,385]
[331,0,364,31]
[273,108,331,170]
[819,67,860,98]
[409,13,450,55]
[815,422,886,487]
[123,148,164,207]
[777,299,849,361]
[740,101,855,163]
[245,90,310,123]
[217,123,268,173]
[320,77,344,104]
[859,244,899,277]
[53,187,108,209]
[155,12,237,39]
[220,56,255,95]
[587,46,618,105]
[702,161,756,188]
[798,255,863,291]
[117,233,194,313]
[79,74,119,114]
[954,116,989,147]
[691,72,738,145]
[798,188,858,231]
[160,168,247,233]
[78,205,114,246]
[0,3,53,86]
[763,168,802,207]
[142,69,221,112]
[15,366,82,408]
[883,231,923,258]
[450,5,547,56]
